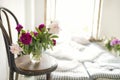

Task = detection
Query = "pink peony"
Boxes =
[10,44,23,54]
[48,22,60,34]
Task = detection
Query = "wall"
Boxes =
[0,0,25,26]
[99,0,120,39]
[0,29,9,80]
[0,0,45,29]
[24,0,45,30]
[34,0,45,26]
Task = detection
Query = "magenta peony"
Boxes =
[20,32,32,45]
[33,31,38,36]
[39,24,45,31]
[16,24,23,32]
[52,39,56,45]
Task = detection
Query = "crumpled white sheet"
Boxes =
[55,59,79,71]
[46,42,105,62]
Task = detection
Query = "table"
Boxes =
[15,54,57,80]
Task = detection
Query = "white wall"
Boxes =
[23,0,45,30]
[0,29,9,80]
[0,0,25,26]
[0,0,45,29]
[99,0,120,39]
[34,0,45,26]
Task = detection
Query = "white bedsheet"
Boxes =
[84,61,120,79]
[46,42,105,62]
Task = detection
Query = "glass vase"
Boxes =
[116,51,120,57]
[111,50,120,57]
[30,50,42,63]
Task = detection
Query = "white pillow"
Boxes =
[46,42,104,62]
[69,41,86,51]
[72,36,90,45]
[45,43,81,60]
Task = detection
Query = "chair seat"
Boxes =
[15,54,57,76]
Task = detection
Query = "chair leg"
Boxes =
[46,73,51,80]
[9,70,14,80]
[15,73,19,80]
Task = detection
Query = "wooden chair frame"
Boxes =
[0,7,57,80]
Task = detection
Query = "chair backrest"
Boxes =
[0,7,19,43]
[0,7,19,70]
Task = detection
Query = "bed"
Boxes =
[19,40,120,80]
[84,52,120,80]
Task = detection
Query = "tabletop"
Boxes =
[15,54,57,73]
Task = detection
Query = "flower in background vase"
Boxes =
[110,38,120,46]
[105,38,120,52]
[10,44,23,54]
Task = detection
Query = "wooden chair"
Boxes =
[0,7,20,80]
[0,7,57,80]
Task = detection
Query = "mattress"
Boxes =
[84,61,120,80]
[96,78,120,80]
[51,63,90,80]
[36,62,90,80]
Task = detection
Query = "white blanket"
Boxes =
[46,42,105,62]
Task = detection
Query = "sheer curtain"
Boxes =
[46,0,101,40]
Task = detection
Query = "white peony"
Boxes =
[48,22,60,34]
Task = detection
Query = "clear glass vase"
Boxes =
[30,49,42,63]
[111,50,120,57]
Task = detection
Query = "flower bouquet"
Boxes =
[105,38,120,56]
[10,23,59,63]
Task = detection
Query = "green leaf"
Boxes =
[105,40,112,51]
[50,35,58,38]
[41,26,46,32]
[35,27,41,34]
[21,30,26,33]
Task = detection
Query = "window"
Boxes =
[46,0,100,40]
